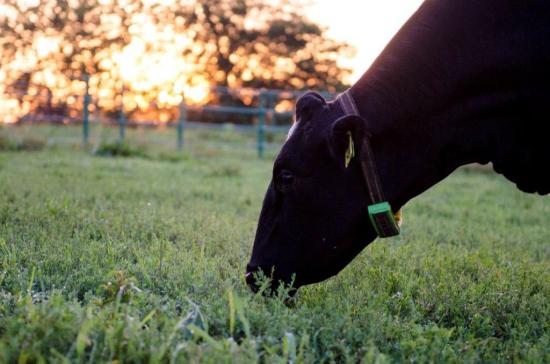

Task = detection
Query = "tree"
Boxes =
[194,0,351,91]
[0,0,352,120]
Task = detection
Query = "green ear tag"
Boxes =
[368,202,400,238]
[345,131,355,168]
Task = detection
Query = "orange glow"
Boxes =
[109,15,211,107]
[0,0,424,124]
[34,36,61,58]
[183,82,210,105]
[274,99,294,113]
[0,3,210,124]
[0,98,19,124]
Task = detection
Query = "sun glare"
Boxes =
[111,14,211,108]
[183,81,210,105]
[0,6,211,123]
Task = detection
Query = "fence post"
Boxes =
[257,91,265,158]
[82,74,90,146]
[177,100,186,150]
[118,90,126,143]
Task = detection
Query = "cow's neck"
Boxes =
[349,84,491,211]
[348,0,549,208]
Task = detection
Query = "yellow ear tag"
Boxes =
[345,131,355,168]
[394,209,403,228]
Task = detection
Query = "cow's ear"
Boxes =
[295,92,326,123]
[328,115,366,169]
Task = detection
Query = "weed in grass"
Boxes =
[0,134,46,152]
[94,141,149,158]
[17,136,47,151]
[156,151,190,163]
[0,135,14,151]
[207,163,242,178]
[97,271,141,305]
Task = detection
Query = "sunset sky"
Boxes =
[308,0,424,82]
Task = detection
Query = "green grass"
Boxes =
[0,125,549,363]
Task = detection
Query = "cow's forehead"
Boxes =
[285,100,341,143]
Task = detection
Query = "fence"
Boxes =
[79,81,314,158]
[1,79,336,158]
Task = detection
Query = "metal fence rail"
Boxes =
[76,85,313,158]
[2,83,337,158]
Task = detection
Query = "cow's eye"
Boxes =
[276,170,294,192]
[281,170,294,184]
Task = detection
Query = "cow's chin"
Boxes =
[296,236,375,287]
[292,259,358,287]
[247,234,375,296]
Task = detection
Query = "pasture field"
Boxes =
[0,125,549,363]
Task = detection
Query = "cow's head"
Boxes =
[245,91,381,293]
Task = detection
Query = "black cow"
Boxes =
[246,0,550,293]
